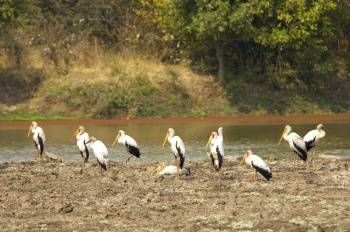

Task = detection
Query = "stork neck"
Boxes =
[318,129,326,137]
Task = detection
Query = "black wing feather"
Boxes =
[97,159,107,171]
[125,142,141,158]
[292,141,308,161]
[305,136,316,151]
[216,146,223,171]
[251,161,272,181]
[38,135,44,156]
[175,141,185,169]
[210,153,215,168]
[83,142,89,162]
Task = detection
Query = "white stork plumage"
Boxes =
[162,128,186,176]
[303,124,326,158]
[27,121,46,159]
[279,125,308,162]
[205,127,224,171]
[158,165,190,176]
[87,136,108,172]
[112,130,141,164]
[241,149,272,181]
[72,126,90,166]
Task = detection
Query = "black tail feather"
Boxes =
[126,143,141,158]
[179,155,185,169]
[38,135,44,156]
[305,137,316,151]
[175,141,185,169]
[97,159,107,171]
[210,154,215,169]
[216,146,223,171]
[252,163,272,181]
[293,141,308,161]
[84,142,89,162]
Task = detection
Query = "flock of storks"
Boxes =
[27,121,326,181]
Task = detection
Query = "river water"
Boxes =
[0,115,349,163]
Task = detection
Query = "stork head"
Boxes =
[240,149,252,165]
[205,131,217,150]
[32,121,38,128]
[168,128,175,137]
[112,130,125,147]
[78,126,85,132]
[218,127,223,136]
[162,128,175,148]
[278,125,291,145]
[86,136,96,144]
[317,124,325,131]
[27,121,38,137]
[71,125,85,141]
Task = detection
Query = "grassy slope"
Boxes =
[0,50,349,120]
[0,52,233,120]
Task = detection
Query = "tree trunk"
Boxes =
[215,44,225,83]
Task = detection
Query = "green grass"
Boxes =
[0,112,68,121]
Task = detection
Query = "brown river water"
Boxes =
[0,114,349,163]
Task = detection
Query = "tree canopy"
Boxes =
[0,0,349,88]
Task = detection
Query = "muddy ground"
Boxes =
[0,157,349,231]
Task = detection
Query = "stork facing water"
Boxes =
[27,121,46,160]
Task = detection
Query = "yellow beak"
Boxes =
[205,136,212,150]
[278,128,286,145]
[240,155,245,166]
[112,134,120,147]
[70,129,79,142]
[27,126,32,137]
[162,134,169,148]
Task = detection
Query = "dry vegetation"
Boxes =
[0,47,233,119]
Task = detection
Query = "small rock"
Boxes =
[60,204,74,213]
[217,200,226,205]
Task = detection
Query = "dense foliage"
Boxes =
[0,0,349,115]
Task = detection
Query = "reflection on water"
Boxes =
[0,118,349,163]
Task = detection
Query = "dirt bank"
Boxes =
[0,158,349,231]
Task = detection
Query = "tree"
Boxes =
[0,0,28,31]
[157,0,259,82]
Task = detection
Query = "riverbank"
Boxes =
[1,113,350,124]
[1,51,349,120]
[0,158,349,231]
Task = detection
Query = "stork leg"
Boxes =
[176,158,180,179]
[308,149,317,170]
[125,155,132,165]
[218,169,222,190]
[254,170,257,181]
[312,149,317,162]
[293,154,297,165]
